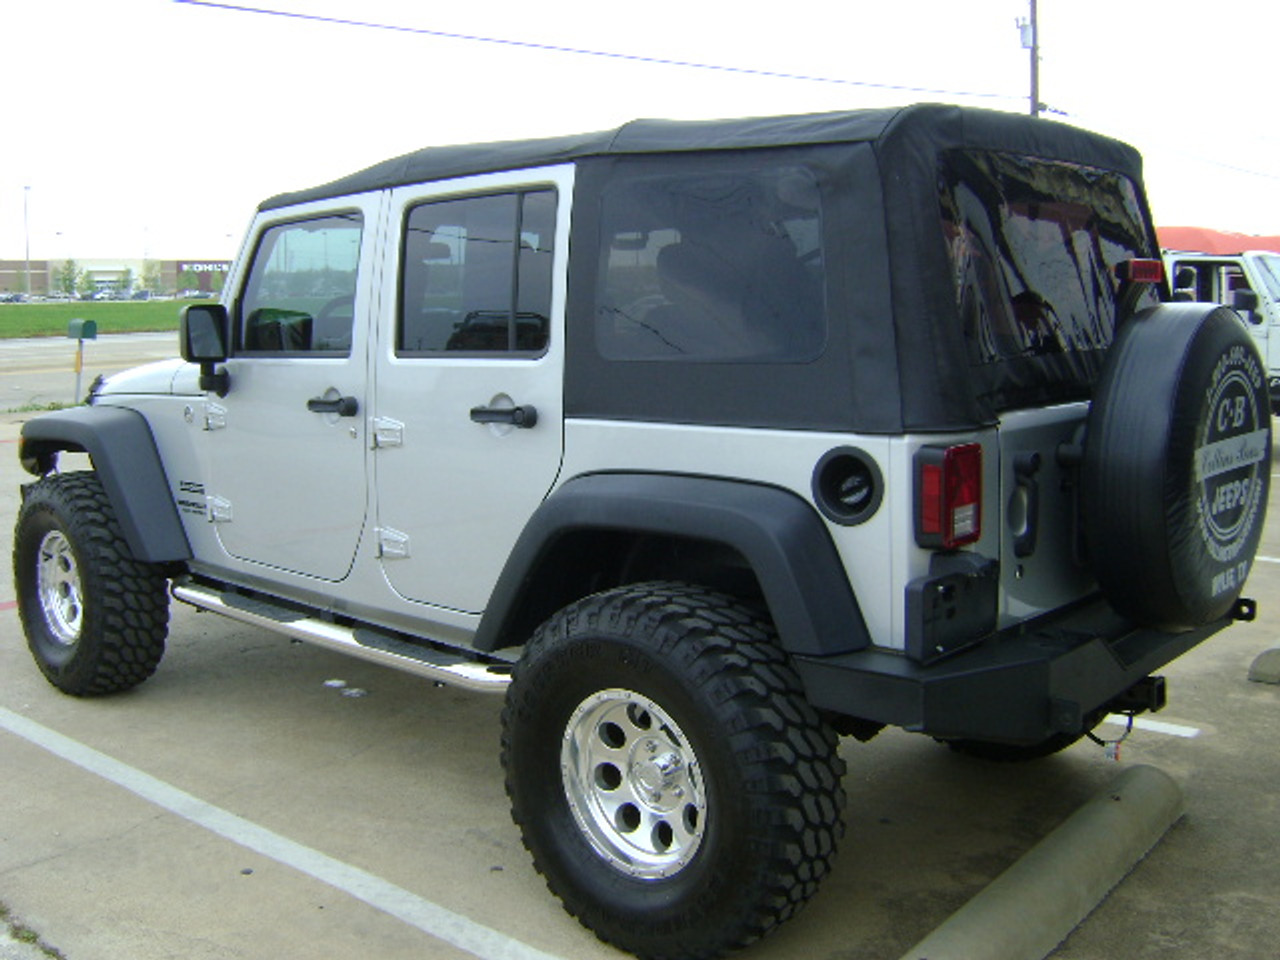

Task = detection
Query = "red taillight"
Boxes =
[1116,258,1165,284]
[916,443,982,550]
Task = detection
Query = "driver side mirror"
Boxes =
[180,304,231,396]
[1232,288,1260,323]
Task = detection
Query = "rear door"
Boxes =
[371,168,570,613]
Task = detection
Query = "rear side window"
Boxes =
[594,159,827,362]
[399,189,556,355]
[939,150,1156,408]
[238,214,363,355]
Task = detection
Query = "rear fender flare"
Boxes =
[473,473,869,657]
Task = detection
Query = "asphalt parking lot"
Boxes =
[0,340,1277,960]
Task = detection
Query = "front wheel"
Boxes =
[501,582,845,960]
[13,472,170,695]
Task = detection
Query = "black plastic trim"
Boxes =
[811,446,884,526]
[20,406,192,563]
[904,553,999,662]
[793,599,1226,744]
[472,473,870,656]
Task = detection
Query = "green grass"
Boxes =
[0,902,65,959]
[0,299,208,339]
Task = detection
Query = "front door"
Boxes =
[204,198,382,581]
[372,169,570,613]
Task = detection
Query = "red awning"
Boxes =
[1158,226,1280,255]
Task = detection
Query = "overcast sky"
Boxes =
[3,0,1278,260]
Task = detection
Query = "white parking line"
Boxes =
[1255,555,1280,564]
[1103,714,1201,738]
[0,705,562,960]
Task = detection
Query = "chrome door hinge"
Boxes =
[204,402,228,431]
[371,417,404,449]
[377,527,410,559]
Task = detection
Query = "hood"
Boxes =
[93,359,198,397]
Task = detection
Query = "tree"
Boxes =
[141,260,162,294]
[53,259,81,298]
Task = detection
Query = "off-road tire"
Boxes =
[501,581,845,960]
[13,472,169,695]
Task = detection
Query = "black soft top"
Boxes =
[261,104,1153,433]
[260,103,1143,212]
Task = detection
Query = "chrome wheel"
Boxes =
[561,688,706,879]
[36,530,83,646]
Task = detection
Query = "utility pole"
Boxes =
[1018,0,1041,117]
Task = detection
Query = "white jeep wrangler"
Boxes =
[12,104,1270,960]
[1165,248,1280,411]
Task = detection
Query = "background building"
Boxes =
[0,258,231,297]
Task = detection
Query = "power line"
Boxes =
[173,0,1018,103]
[1051,105,1280,183]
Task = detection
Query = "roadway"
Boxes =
[0,332,177,410]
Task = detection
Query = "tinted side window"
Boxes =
[238,214,362,355]
[399,190,556,355]
[594,161,827,362]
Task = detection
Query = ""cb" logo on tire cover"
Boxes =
[1195,345,1267,585]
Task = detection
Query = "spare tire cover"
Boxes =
[1083,303,1271,629]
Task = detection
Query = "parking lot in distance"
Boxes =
[0,338,1276,960]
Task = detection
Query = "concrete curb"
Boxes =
[1248,645,1280,684]
[897,764,1183,960]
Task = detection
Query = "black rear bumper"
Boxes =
[793,600,1233,744]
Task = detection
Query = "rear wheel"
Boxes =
[13,472,169,695]
[502,582,845,960]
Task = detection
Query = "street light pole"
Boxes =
[23,185,32,296]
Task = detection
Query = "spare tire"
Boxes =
[1083,303,1270,630]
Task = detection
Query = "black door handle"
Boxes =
[469,404,538,428]
[307,395,360,417]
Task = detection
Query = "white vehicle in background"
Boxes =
[1165,249,1280,408]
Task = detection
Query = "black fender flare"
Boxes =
[20,406,192,563]
[473,473,870,656]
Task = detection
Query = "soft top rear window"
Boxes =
[939,150,1156,411]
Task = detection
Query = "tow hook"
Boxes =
[1232,597,1258,622]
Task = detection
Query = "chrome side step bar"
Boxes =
[172,582,511,694]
